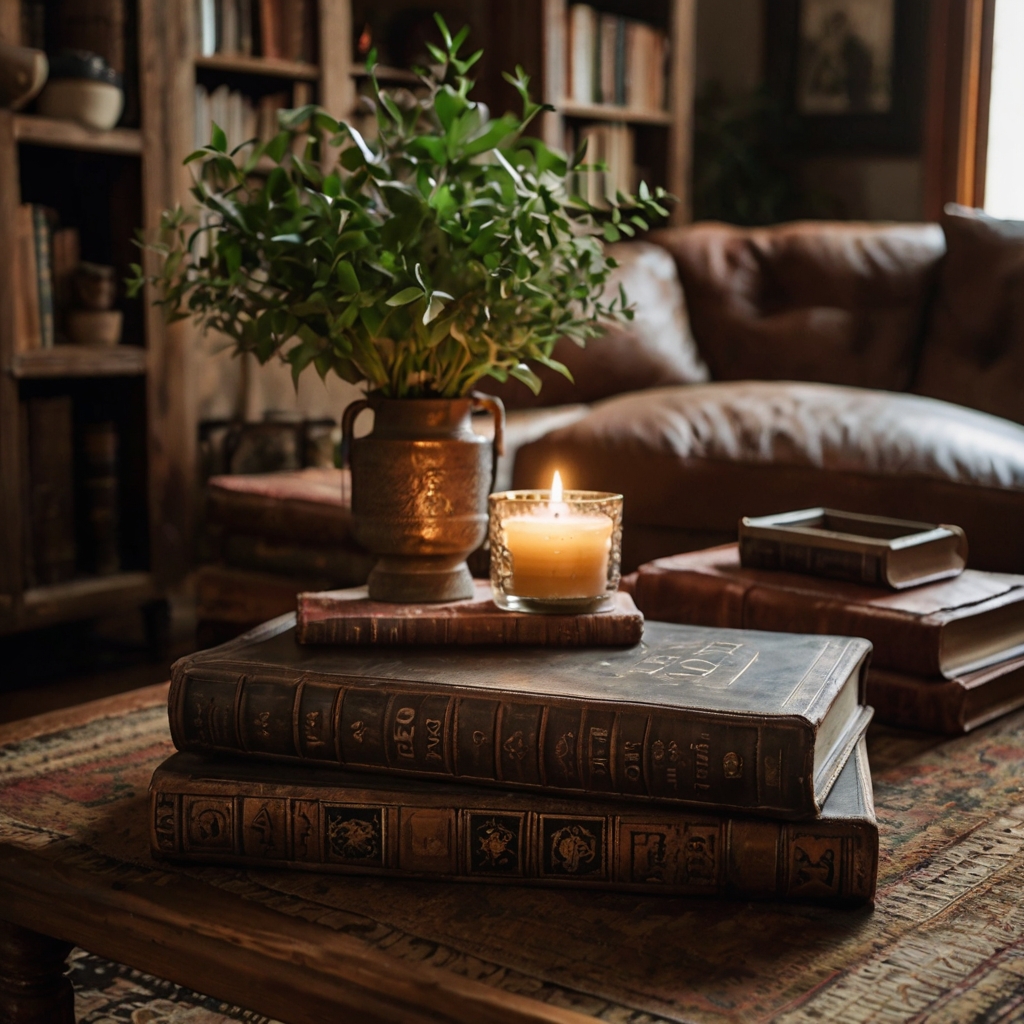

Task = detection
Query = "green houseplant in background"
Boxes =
[131,15,672,602]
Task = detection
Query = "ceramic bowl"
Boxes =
[38,79,124,130]
[67,309,123,347]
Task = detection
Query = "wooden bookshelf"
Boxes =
[0,4,190,637]
[559,101,675,127]
[541,0,695,222]
[12,114,144,155]
[9,346,149,379]
[195,53,320,81]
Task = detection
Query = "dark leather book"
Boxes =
[168,615,872,818]
[296,580,644,646]
[82,421,120,576]
[633,544,1024,679]
[867,654,1024,735]
[221,533,373,585]
[26,396,76,584]
[150,736,878,905]
[206,467,354,546]
[738,509,967,589]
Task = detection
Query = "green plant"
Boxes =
[128,15,672,399]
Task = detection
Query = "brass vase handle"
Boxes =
[340,398,371,467]
[471,392,506,495]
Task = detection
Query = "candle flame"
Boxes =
[550,470,563,504]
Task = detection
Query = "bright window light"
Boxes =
[985,0,1024,219]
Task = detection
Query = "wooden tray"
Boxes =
[296,579,644,646]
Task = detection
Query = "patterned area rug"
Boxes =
[69,949,279,1023]
[2,686,1024,1023]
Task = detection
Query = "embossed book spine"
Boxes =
[150,740,878,906]
[168,616,872,818]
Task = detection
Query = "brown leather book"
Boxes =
[206,467,353,546]
[26,396,76,584]
[632,545,1024,679]
[221,533,374,585]
[14,204,41,353]
[150,736,878,905]
[867,654,1024,735]
[169,615,872,818]
[296,580,644,646]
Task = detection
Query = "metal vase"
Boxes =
[342,393,505,603]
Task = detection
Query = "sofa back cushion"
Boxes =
[913,205,1024,425]
[650,221,946,391]
[478,241,709,410]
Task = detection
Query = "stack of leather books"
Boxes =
[197,468,375,642]
[150,606,880,905]
[627,544,1024,735]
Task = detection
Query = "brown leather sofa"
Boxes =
[485,205,1024,574]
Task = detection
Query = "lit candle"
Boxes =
[503,471,614,598]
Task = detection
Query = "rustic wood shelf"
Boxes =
[195,53,319,80]
[13,114,143,155]
[558,101,674,126]
[9,346,148,379]
[20,571,158,628]
[350,65,421,85]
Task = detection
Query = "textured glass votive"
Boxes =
[489,488,623,613]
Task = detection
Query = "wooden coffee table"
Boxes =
[2,684,1024,1024]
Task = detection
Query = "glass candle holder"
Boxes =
[489,484,623,613]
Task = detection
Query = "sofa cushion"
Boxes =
[512,381,1024,573]
[479,241,708,410]
[650,221,946,391]
[914,205,1024,425]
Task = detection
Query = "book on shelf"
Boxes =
[575,122,635,196]
[32,205,55,350]
[51,226,81,343]
[194,84,292,151]
[25,396,77,586]
[150,735,878,905]
[82,421,120,576]
[866,654,1024,735]
[196,0,312,62]
[565,4,667,111]
[630,544,1024,680]
[168,615,872,818]
[14,204,41,354]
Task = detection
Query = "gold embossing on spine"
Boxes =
[453,698,499,779]
[399,808,457,874]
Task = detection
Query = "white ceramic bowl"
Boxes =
[38,79,124,130]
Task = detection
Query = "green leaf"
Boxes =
[423,293,447,324]
[210,122,227,152]
[386,286,423,306]
[508,363,542,395]
[264,131,290,164]
[336,260,360,293]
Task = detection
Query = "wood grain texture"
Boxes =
[10,345,148,378]
[0,845,593,1024]
[0,110,21,605]
[142,0,196,589]
[297,580,645,646]
[12,114,143,154]
[0,919,74,1024]
[5,681,1024,1023]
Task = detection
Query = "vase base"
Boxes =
[367,555,476,603]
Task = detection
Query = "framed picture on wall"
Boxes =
[766,0,928,153]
